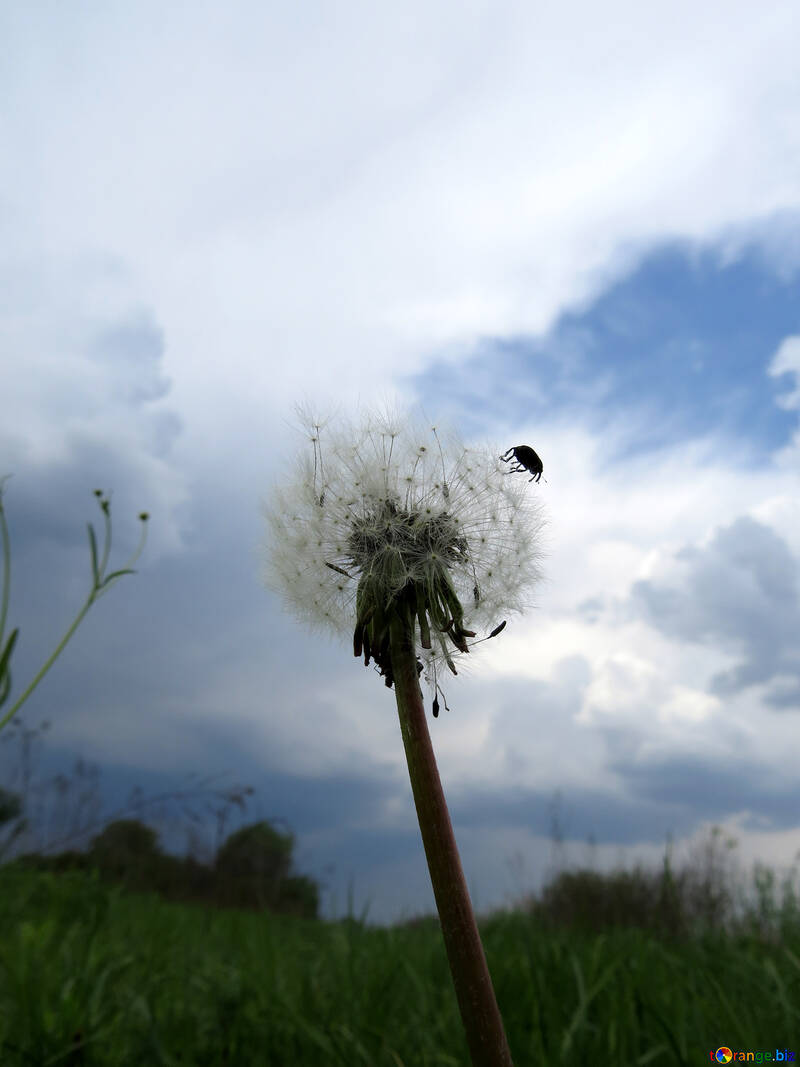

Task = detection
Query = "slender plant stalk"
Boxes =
[390,611,514,1067]
[0,488,149,733]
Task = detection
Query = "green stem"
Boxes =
[389,611,514,1067]
[0,594,95,732]
[0,484,12,646]
[0,501,148,732]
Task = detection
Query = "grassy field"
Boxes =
[1,721,796,1064]
[1,857,798,1066]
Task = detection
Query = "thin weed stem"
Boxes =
[0,490,149,733]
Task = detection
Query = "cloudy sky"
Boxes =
[1,1,799,923]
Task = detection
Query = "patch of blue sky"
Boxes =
[412,240,799,464]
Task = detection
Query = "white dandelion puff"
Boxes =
[262,407,546,694]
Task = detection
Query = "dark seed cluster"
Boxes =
[348,500,476,688]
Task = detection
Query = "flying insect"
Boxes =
[500,445,544,483]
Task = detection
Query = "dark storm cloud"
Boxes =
[450,780,699,846]
[88,311,173,407]
[1,253,186,559]
[618,754,800,832]
[631,515,800,710]
[6,439,165,555]
[764,677,800,710]
[0,721,410,915]
[449,746,800,844]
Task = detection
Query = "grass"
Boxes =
[1,857,799,1066]
[2,722,798,1063]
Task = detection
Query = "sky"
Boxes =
[1,1,799,924]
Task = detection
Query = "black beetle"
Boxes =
[500,445,544,483]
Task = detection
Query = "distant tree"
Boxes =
[0,785,21,827]
[215,820,292,881]
[89,818,160,886]
[214,820,317,916]
[0,785,27,861]
[5,805,320,919]
[278,874,319,918]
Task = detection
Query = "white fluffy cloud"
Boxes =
[769,335,800,410]
[2,1,800,434]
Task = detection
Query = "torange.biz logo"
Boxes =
[711,1050,795,1063]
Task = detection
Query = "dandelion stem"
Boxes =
[389,608,514,1067]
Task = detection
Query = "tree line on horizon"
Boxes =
[0,787,320,918]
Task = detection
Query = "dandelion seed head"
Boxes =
[261,407,546,684]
